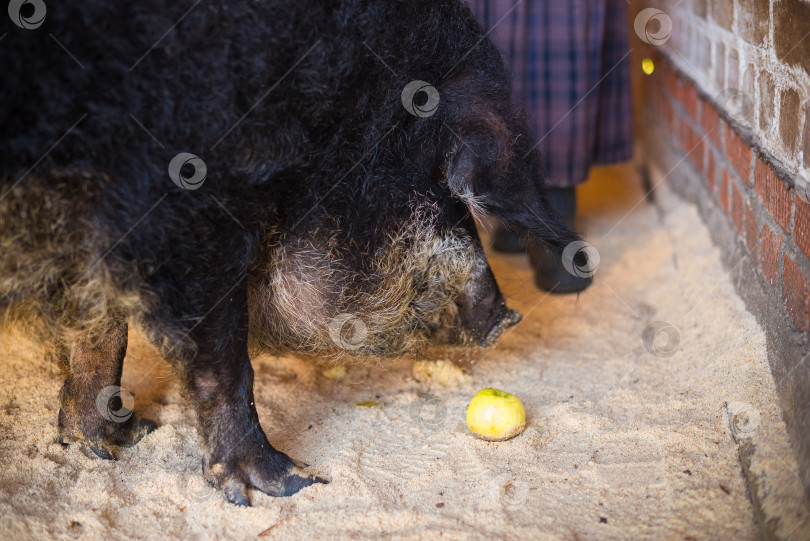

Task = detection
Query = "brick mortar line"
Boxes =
[660,88,757,227]
[653,63,810,272]
[658,5,810,163]
[647,106,810,335]
[656,54,801,188]
[644,95,810,280]
[654,110,809,331]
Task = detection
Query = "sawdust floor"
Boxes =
[0,163,804,540]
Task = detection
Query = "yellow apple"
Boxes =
[466,388,526,441]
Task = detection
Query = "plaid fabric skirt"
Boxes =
[466,0,634,187]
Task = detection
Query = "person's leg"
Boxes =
[482,1,591,255]
[526,0,631,293]
[527,187,592,293]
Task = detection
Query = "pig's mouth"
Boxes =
[432,306,522,347]
[478,307,522,347]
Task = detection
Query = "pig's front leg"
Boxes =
[176,282,326,506]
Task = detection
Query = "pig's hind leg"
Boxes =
[56,318,157,459]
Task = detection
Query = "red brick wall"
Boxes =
[629,0,810,175]
[644,56,810,333]
[631,0,810,506]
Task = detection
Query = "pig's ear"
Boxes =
[442,112,579,254]
[446,145,488,220]
[443,114,513,221]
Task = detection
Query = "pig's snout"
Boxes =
[455,252,522,347]
[483,306,522,345]
[456,291,522,347]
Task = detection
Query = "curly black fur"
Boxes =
[1,0,583,504]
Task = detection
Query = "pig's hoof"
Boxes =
[203,453,328,506]
[277,469,329,496]
[112,415,158,447]
[88,441,117,460]
[57,435,118,460]
[57,410,156,459]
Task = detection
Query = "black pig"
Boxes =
[0,0,589,505]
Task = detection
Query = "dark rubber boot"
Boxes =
[527,187,593,294]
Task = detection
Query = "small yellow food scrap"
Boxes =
[466,388,526,442]
[322,366,347,380]
[412,360,471,387]
[354,400,381,408]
